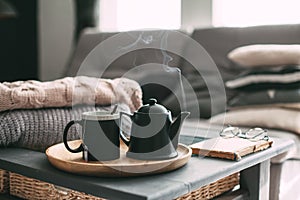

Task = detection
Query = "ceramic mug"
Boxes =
[63,111,120,161]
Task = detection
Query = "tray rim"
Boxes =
[46,140,192,177]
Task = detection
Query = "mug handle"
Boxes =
[63,120,84,153]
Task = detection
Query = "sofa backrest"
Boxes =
[66,29,187,111]
[190,24,300,71]
[66,24,300,118]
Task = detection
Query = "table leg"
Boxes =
[240,159,270,200]
[269,163,282,200]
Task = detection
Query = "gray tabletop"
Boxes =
[0,137,294,200]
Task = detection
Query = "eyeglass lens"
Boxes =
[245,128,267,139]
[220,126,241,137]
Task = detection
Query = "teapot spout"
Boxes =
[169,111,190,149]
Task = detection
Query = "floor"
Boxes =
[278,160,300,200]
[270,160,300,200]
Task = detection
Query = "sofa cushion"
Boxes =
[228,89,300,108]
[228,44,300,67]
[225,65,300,90]
[210,107,300,135]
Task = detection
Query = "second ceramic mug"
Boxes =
[63,111,120,161]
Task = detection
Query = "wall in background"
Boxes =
[38,0,75,81]
[37,0,212,81]
[0,1,212,82]
[99,0,181,32]
[181,0,212,32]
[0,0,38,82]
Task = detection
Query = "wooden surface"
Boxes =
[46,140,192,177]
[0,137,294,200]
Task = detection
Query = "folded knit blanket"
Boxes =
[0,104,130,151]
[0,76,142,112]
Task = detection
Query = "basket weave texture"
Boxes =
[6,171,239,200]
[176,173,240,200]
[0,169,9,194]
[9,172,103,200]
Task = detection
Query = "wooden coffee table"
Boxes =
[0,134,293,200]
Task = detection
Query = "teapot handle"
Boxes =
[119,111,133,146]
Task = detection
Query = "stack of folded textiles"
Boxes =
[0,76,142,151]
[210,44,300,135]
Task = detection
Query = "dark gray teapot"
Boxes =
[120,98,190,160]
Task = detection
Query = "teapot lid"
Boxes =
[137,98,168,114]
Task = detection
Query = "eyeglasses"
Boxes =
[219,125,269,142]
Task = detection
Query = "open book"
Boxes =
[190,137,273,161]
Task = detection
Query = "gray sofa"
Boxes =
[66,24,300,199]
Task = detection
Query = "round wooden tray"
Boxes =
[46,140,192,177]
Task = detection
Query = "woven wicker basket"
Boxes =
[176,173,240,200]
[8,171,239,200]
[0,169,9,194]
[9,172,103,200]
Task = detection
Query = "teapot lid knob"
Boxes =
[149,98,157,105]
[137,98,169,114]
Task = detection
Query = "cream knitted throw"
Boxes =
[0,76,142,112]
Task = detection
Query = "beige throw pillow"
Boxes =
[228,44,300,67]
[210,107,300,135]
